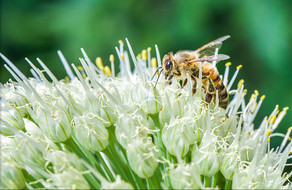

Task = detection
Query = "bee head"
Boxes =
[162,52,175,79]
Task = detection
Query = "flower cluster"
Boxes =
[1,39,291,189]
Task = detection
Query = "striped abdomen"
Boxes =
[202,64,229,109]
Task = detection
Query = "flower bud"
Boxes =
[127,137,158,178]
[115,113,149,149]
[219,147,238,180]
[101,175,134,189]
[0,162,25,189]
[51,168,90,189]
[3,132,46,168]
[169,163,202,189]
[73,113,109,151]
[0,103,24,136]
[139,85,162,115]
[162,118,196,157]
[44,150,82,173]
[23,118,44,138]
[36,106,71,142]
[192,132,219,177]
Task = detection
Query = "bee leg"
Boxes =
[182,78,188,88]
[191,76,197,94]
[206,78,216,104]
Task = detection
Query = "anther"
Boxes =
[266,129,273,136]
[225,62,231,66]
[270,115,276,124]
[109,54,114,62]
[142,50,147,60]
[118,40,124,45]
[151,58,157,68]
[104,66,111,76]
[96,57,104,69]
[237,79,244,89]
[236,65,242,70]
[77,66,84,71]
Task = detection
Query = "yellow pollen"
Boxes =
[96,57,103,69]
[137,53,142,59]
[225,62,231,66]
[249,94,256,101]
[276,109,279,114]
[268,137,270,142]
[236,65,242,70]
[266,129,273,136]
[283,107,289,111]
[118,40,124,45]
[269,115,276,124]
[243,89,247,94]
[121,53,125,61]
[151,57,157,67]
[64,76,70,82]
[276,105,279,109]
[248,132,251,135]
[289,137,292,141]
[147,47,151,52]
[288,126,292,131]
[254,90,259,96]
[260,95,266,100]
[82,74,87,78]
[237,79,244,89]
[104,66,111,76]
[142,49,147,60]
[77,66,84,71]
[109,54,114,62]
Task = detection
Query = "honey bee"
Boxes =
[158,35,230,109]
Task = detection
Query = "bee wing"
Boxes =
[194,35,230,57]
[188,54,230,63]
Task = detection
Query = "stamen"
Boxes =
[115,47,130,79]
[223,62,231,86]
[71,64,90,91]
[272,107,289,130]
[57,50,75,80]
[147,47,151,69]
[151,58,157,68]
[25,58,50,84]
[125,38,144,80]
[109,54,115,77]
[30,69,41,82]
[155,44,162,68]
[119,40,124,54]
[104,66,111,76]
[278,127,292,153]
[36,58,59,84]
[142,49,147,61]
[95,57,104,70]
[227,65,242,91]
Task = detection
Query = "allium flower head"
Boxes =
[0,38,291,189]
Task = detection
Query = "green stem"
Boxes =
[64,136,105,186]
[95,152,115,182]
[106,126,145,189]
[150,113,172,189]
[224,180,232,190]
[204,176,211,187]
[211,173,218,188]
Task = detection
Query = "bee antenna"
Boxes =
[154,69,164,89]
[151,66,163,81]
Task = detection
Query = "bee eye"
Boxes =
[165,60,172,70]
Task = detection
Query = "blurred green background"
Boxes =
[0,0,291,143]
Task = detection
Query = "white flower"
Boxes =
[0,39,291,189]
